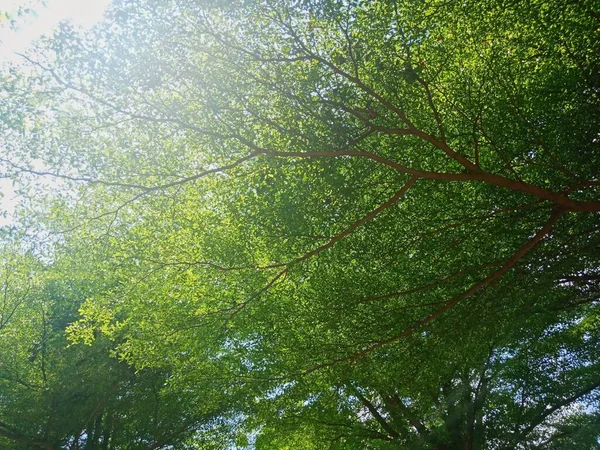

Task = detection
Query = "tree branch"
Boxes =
[305,208,564,373]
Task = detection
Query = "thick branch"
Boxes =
[351,389,401,440]
[357,209,563,354]
[519,376,600,438]
[305,208,563,373]
[269,176,419,268]
[358,259,504,304]
[0,421,54,449]
[262,149,600,212]
[385,395,429,437]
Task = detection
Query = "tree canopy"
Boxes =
[0,0,599,448]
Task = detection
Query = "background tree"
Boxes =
[0,233,246,449]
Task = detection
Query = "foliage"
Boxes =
[0,0,599,448]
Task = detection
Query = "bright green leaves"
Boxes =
[0,0,599,448]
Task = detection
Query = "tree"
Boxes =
[1,0,599,448]
[0,231,249,449]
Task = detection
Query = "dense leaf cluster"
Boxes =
[0,0,599,448]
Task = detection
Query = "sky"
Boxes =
[0,0,112,226]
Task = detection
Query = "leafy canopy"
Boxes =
[0,0,599,448]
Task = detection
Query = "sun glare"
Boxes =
[1,0,111,226]
[1,0,112,62]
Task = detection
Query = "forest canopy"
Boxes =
[0,0,599,448]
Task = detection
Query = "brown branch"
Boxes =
[385,394,429,437]
[552,296,600,310]
[465,172,600,212]
[143,258,256,273]
[260,148,463,179]
[351,389,400,440]
[357,259,504,305]
[0,279,31,331]
[0,420,54,449]
[305,208,564,373]
[275,17,413,126]
[431,84,525,179]
[467,348,494,450]
[18,41,600,214]
[1,157,153,191]
[0,374,41,391]
[217,178,418,318]
[519,376,600,438]
[224,268,289,322]
[355,209,564,353]
[262,176,419,269]
[416,201,543,238]
[274,26,482,172]
[415,74,446,141]
[306,418,393,442]
[71,380,120,449]
[260,149,600,212]
[18,53,227,140]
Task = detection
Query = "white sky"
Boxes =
[0,0,112,226]
[0,0,111,57]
